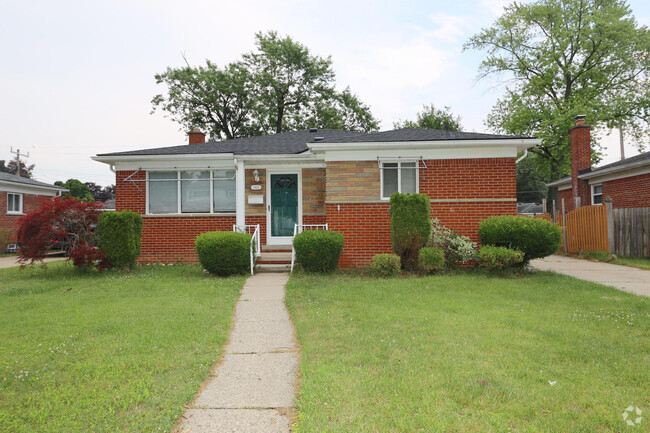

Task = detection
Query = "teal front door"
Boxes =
[270,174,298,238]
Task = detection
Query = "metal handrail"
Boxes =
[290,224,329,272]
[233,224,261,275]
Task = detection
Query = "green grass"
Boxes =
[286,272,650,432]
[614,256,650,270]
[0,262,244,433]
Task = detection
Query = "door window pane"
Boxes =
[382,163,398,198]
[181,171,210,213]
[149,172,178,214]
[213,170,236,212]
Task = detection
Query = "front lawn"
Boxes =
[286,272,650,432]
[0,263,244,433]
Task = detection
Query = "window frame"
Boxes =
[591,184,603,206]
[6,193,23,214]
[380,161,419,199]
[146,170,236,215]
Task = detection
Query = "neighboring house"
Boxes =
[93,128,537,267]
[1,172,67,246]
[548,116,650,212]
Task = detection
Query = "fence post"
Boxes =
[605,197,615,254]
[561,198,567,253]
[552,200,556,224]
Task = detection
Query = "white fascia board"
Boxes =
[579,160,650,182]
[92,153,235,164]
[0,181,65,196]
[237,153,325,168]
[321,146,520,162]
[308,138,540,155]
[581,164,650,184]
[105,154,237,172]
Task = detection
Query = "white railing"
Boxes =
[290,224,329,272]
[233,224,261,275]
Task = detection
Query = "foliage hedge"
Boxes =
[390,193,431,270]
[96,211,143,269]
[369,253,401,278]
[479,216,562,263]
[195,231,251,276]
[418,247,445,273]
[293,230,344,273]
[476,245,523,273]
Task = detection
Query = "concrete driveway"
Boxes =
[531,255,650,298]
[0,255,63,269]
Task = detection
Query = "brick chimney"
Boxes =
[569,115,591,209]
[188,128,205,145]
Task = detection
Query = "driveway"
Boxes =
[531,255,650,298]
[0,255,63,269]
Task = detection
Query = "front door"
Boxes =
[269,173,299,244]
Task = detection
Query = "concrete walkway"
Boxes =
[177,273,297,433]
[531,255,650,297]
[0,255,62,269]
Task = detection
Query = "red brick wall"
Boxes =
[1,192,52,243]
[558,188,573,212]
[602,173,650,209]
[326,158,517,267]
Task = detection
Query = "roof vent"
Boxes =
[309,128,318,133]
[314,136,324,142]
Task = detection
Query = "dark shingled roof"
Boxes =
[0,171,65,189]
[97,128,534,158]
[314,128,534,143]
[590,149,650,173]
[97,129,366,157]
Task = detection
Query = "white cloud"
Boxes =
[480,0,512,16]
[423,13,474,42]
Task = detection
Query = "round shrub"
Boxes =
[369,253,401,278]
[96,211,143,270]
[195,231,251,276]
[418,247,445,273]
[479,216,562,263]
[476,245,523,273]
[293,230,344,273]
[390,193,431,270]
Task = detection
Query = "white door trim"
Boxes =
[266,169,302,245]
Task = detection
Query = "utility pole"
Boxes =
[10,147,30,177]
[619,127,625,160]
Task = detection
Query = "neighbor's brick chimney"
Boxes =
[188,128,205,145]
[570,115,592,209]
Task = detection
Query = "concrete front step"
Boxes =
[255,263,291,273]
[261,244,292,252]
[257,252,292,264]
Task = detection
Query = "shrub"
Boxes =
[96,211,143,270]
[390,193,431,270]
[479,216,562,264]
[17,196,105,268]
[369,253,401,278]
[580,250,615,262]
[195,231,251,276]
[477,245,523,273]
[418,247,445,273]
[429,219,477,266]
[293,230,344,273]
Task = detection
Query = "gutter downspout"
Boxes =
[516,148,529,164]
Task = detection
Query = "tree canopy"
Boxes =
[152,31,379,140]
[393,104,463,131]
[465,0,650,179]
[55,179,94,202]
[0,160,34,178]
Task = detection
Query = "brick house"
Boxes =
[548,116,650,212]
[93,128,537,267]
[1,172,66,248]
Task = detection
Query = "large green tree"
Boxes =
[55,179,94,202]
[393,104,463,131]
[152,31,378,140]
[465,0,650,179]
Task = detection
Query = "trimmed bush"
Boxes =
[418,247,445,273]
[195,231,251,276]
[477,245,523,273]
[293,230,344,273]
[429,219,477,267]
[479,216,562,264]
[96,211,143,269]
[390,193,431,270]
[370,253,401,278]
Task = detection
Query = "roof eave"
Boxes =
[579,159,650,180]
[92,153,236,164]
[308,138,540,153]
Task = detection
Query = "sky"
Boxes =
[1,0,649,186]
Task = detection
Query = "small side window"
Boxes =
[7,193,23,214]
[592,184,603,205]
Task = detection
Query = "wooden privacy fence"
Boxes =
[612,207,650,258]
[535,201,650,257]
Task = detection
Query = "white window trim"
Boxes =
[591,184,603,206]
[146,170,236,215]
[6,192,23,214]
[380,161,419,200]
